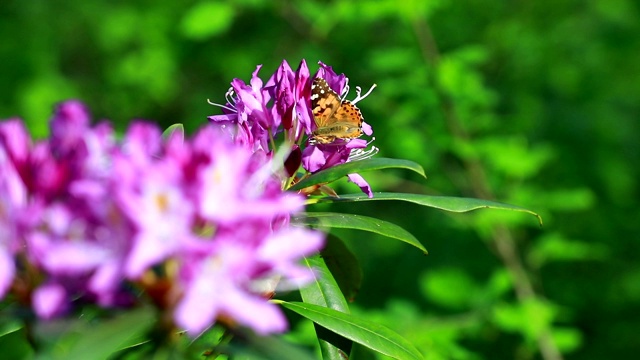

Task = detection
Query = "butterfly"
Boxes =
[310,77,364,144]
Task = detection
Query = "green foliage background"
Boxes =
[1,1,638,359]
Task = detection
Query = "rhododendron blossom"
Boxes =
[0,100,323,335]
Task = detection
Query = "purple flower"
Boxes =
[2,88,328,336]
[198,129,304,225]
[119,157,195,278]
[0,145,26,298]
[49,100,91,156]
[32,282,67,319]
[208,60,378,197]
[208,65,275,152]
[174,223,323,335]
[302,139,368,173]
[110,121,323,335]
[0,118,31,172]
[264,59,314,141]
[29,103,132,308]
[209,60,316,154]
[0,241,14,299]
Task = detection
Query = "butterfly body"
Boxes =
[310,78,364,144]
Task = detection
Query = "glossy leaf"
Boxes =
[289,158,426,191]
[225,331,317,360]
[309,192,543,225]
[301,253,352,359]
[161,123,184,143]
[0,326,33,359]
[317,235,363,303]
[301,253,351,312]
[278,301,424,360]
[294,212,427,253]
[36,307,155,360]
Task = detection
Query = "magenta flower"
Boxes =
[119,157,195,278]
[198,128,304,225]
[20,102,322,334]
[32,282,68,319]
[302,139,375,197]
[264,59,314,141]
[210,60,315,151]
[174,223,323,335]
[0,145,26,298]
[208,65,276,152]
[17,103,134,313]
[108,122,193,279]
[2,91,327,336]
[208,60,378,197]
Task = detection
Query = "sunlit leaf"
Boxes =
[179,2,235,39]
[317,235,363,303]
[419,268,479,309]
[301,253,351,312]
[36,307,155,360]
[0,325,33,359]
[162,123,184,142]
[225,331,317,360]
[289,158,426,191]
[552,327,583,353]
[309,192,543,226]
[301,254,352,359]
[278,301,424,360]
[293,212,427,253]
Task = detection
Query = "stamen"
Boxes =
[341,78,351,101]
[348,137,379,162]
[349,146,379,162]
[207,88,238,113]
[206,100,237,113]
[224,88,237,105]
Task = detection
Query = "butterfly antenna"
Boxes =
[351,83,377,105]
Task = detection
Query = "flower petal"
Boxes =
[33,283,67,319]
[347,173,373,198]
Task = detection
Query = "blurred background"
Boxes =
[1,1,638,359]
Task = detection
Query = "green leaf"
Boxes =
[0,326,33,359]
[179,2,235,39]
[226,331,317,360]
[289,158,426,191]
[310,192,543,226]
[301,254,351,312]
[317,235,363,303]
[301,254,352,360]
[36,307,155,360]
[278,301,424,360]
[293,212,427,254]
[162,123,184,142]
[0,317,23,338]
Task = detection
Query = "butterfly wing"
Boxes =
[311,78,342,128]
[331,100,363,137]
[311,78,364,144]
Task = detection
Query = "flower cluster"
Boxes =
[208,60,377,197]
[0,101,323,335]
